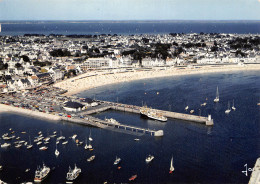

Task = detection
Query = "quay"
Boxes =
[85,101,214,126]
[0,104,164,137]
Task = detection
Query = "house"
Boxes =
[63,101,85,112]
[36,73,52,84]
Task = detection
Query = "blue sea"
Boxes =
[0,71,260,183]
[0,20,260,35]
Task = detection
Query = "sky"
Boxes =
[0,0,260,20]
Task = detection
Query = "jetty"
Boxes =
[85,101,214,126]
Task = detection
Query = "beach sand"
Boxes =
[54,64,260,96]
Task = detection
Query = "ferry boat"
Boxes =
[140,106,167,122]
[66,164,81,183]
[34,163,50,183]
[129,174,137,181]
[145,155,154,163]
[114,156,121,165]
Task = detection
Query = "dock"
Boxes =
[85,101,214,126]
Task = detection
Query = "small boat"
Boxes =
[87,155,95,162]
[0,179,7,184]
[169,156,174,174]
[214,86,220,103]
[27,144,33,149]
[39,146,48,151]
[1,143,11,148]
[36,141,42,145]
[62,141,68,145]
[225,101,231,114]
[34,163,50,183]
[66,164,81,183]
[21,131,26,134]
[15,144,22,148]
[55,144,59,157]
[25,168,30,172]
[72,134,77,139]
[190,110,194,114]
[129,174,137,181]
[145,155,154,163]
[89,130,93,141]
[114,156,121,165]
[0,165,2,170]
[232,99,236,111]
[257,103,260,106]
[201,102,207,106]
[185,106,189,110]
[134,138,140,141]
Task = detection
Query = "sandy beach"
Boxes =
[54,64,260,96]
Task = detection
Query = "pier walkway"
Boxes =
[85,101,214,126]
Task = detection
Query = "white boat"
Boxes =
[201,102,207,106]
[1,143,11,148]
[214,86,220,103]
[89,130,93,141]
[185,106,189,110]
[72,134,77,139]
[232,99,236,111]
[105,118,120,125]
[140,106,167,122]
[36,141,42,145]
[0,179,7,184]
[27,137,33,149]
[134,138,140,141]
[34,163,50,183]
[114,156,121,165]
[145,155,154,163]
[62,141,68,145]
[225,101,231,114]
[39,146,48,151]
[169,156,174,173]
[87,155,95,162]
[25,168,30,172]
[66,164,81,183]
[0,165,2,170]
[190,110,194,114]
[55,144,59,157]
[15,144,22,148]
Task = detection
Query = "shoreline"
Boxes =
[54,64,260,96]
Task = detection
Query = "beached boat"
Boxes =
[169,156,174,173]
[214,86,220,102]
[225,101,231,114]
[87,155,95,162]
[145,155,154,163]
[114,156,121,165]
[66,165,81,183]
[34,163,50,183]
[129,174,137,181]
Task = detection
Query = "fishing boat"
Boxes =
[169,156,174,173]
[232,99,236,111]
[129,174,137,181]
[66,164,81,183]
[214,86,220,102]
[145,155,154,163]
[87,155,95,162]
[34,163,50,183]
[114,156,121,165]
[105,118,120,125]
[225,101,231,114]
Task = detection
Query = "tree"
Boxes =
[21,55,30,62]
[15,63,22,68]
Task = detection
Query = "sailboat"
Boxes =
[88,130,93,142]
[225,101,231,114]
[232,99,236,111]
[169,156,174,174]
[27,136,33,149]
[214,86,219,103]
[55,142,59,157]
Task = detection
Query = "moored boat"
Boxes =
[87,155,95,162]
[145,155,154,163]
[114,156,121,165]
[1,143,11,148]
[169,156,174,174]
[214,86,220,102]
[129,174,137,181]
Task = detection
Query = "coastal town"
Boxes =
[0,33,260,93]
